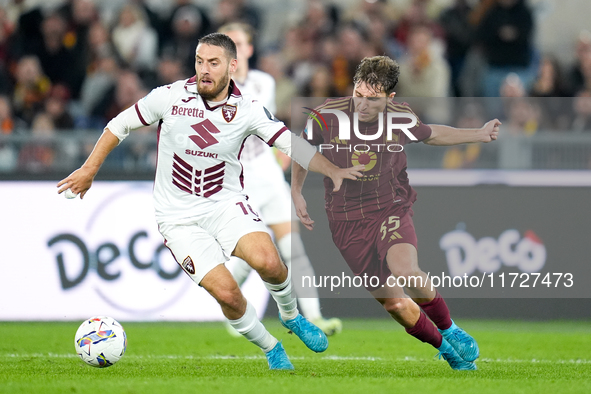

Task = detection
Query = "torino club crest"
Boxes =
[222,104,237,122]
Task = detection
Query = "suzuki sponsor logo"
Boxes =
[185,149,218,159]
[440,224,546,277]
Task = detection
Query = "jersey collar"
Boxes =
[185,77,243,111]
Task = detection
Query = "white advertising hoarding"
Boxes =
[0,181,269,321]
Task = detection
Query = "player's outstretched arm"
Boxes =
[307,152,365,192]
[291,161,314,231]
[274,132,364,191]
[424,119,501,146]
[56,128,119,199]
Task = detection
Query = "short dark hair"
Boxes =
[198,32,237,60]
[353,56,400,95]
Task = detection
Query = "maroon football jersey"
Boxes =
[305,97,432,221]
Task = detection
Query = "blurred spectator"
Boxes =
[0,95,24,172]
[12,56,51,126]
[131,0,211,58]
[396,25,450,97]
[574,49,591,93]
[299,0,339,43]
[393,0,445,47]
[26,12,84,99]
[145,55,187,89]
[214,0,261,32]
[442,101,485,169]
[81,55,119,128]
[279,25,315,92]
[44,84,74,130]
[161,4,210,77]
[215,0,261,68]
[571,90,591,132]
[103,70,147,122]
[258,51,297,123]
[504,97,542,136]
[58,0,98,55]
[530,55,570,97]
[8,3,43,61]
[0,94,23,134]
[18,112,56,173]
[454,0,498,97]
[111,4,158,78]
[332,23,369,95]
[476,0,536,96]
[0,7,15,93]
[316,34,339,66]
[343,0,399,26]
[568,30,591,93]
[500,72,526,97]
[85,21,118,76]
[439,0,475,96]
[302,65,338,97]
[84,69,149,168]
[60,0,99,91]
[530,55,571,131]
[365,15,403,60]
[497,72,542,135]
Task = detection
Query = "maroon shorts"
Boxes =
[328,206,418,290]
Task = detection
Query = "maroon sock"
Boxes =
[418,292,452,331]
[405,312,443,349]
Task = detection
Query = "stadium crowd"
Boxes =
[0,0,590,173]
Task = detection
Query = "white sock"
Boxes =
[228,301,278,353]
[264,271,299,321]
[228,257,252,287]
[277,233,323,321]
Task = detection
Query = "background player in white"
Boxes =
[218,22,342,336]
[57,33,363,370]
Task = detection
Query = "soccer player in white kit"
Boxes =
[57,33,364,370]
[219,22,343,336]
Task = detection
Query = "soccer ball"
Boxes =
[74,316,127,368]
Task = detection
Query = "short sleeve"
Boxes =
[106,84,172,142]
[135,84,173,125]
[410,122,432,143]
[391,102,432,144]
[248,100,288,146]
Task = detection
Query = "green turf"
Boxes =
[1,319,590,393]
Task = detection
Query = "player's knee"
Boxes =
[253,250,285,279]
[382,298,407,316]
[213,287,243,312]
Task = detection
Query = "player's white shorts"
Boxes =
[158,195,267,285]
[242,147,296,226]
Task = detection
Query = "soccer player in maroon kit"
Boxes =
[291,56,501,370]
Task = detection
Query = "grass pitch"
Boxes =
[1,319,590,394]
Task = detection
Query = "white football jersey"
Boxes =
[106,77,289,224]
[234,70,276,162]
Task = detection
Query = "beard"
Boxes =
[197,71,230,101]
